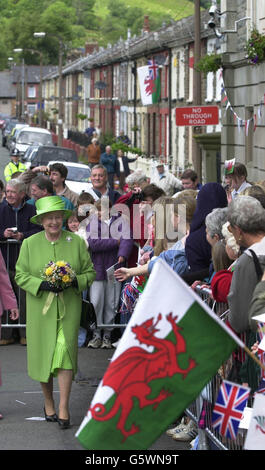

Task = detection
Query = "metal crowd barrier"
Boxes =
[0,240,127,333]
[185,285,246,450]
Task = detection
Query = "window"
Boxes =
[27,104,37,116]
[28,86,36,98]
[247,0,265,34]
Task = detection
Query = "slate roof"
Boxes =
[11,65,57,83]
[44,10,213,79]
[0,71,16,98]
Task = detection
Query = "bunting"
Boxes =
[219,68,264,136]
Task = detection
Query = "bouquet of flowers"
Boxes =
[41,261,76,317]
[42,260,76,290]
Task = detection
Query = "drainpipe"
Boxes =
[168,48,172,157]
[111,64,114,136]
[133,60,137,147]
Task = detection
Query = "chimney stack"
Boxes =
[143,15,150,33]
[85,42,99,55]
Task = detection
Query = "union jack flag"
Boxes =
[212,380,250,439]
[255,379,265,396]
[148,59,158,80]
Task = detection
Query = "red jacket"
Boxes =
[211,269,233,303]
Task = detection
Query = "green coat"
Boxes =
[15,230,96,382]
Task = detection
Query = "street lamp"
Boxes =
[13,48,25,120]
[34,31,63,146]
[14,47,44,126]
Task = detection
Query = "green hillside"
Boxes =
[0,0,200,69]
[94,0,195,21]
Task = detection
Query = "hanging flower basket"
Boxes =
[195,53,222,75]
[76,113,87,120]
[245,29,265,65]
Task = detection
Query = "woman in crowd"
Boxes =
[190,207,228,292]
[15,196,96,429]
[0,250,19,419]
[226,197,265,392]
[86,198,133,349]
[184,182,227,276]
[227,196,265,334]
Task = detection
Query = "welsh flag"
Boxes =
[224,158,236,175]
[137,61,161,105]
[76,260,244,450]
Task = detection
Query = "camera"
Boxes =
[11,227,18,233]
[209,5,217,16]
[208,18,216,29]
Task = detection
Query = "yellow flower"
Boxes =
[56,261,66,267]
[62,275,70,283]
[45,267,54,276]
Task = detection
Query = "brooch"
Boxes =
[66,236,72,242]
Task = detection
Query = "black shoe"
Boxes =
[57,417,70,429]
[44,407,58,423]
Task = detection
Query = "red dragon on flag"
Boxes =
[89,312,196,442]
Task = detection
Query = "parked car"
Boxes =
[7,123,29,152]
[0,114,11,129]
[48,161,93,194]
[2,119,20,147]
[14,126,53,156]
[22,144,78,169]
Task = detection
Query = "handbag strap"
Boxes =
[248,249,263,281]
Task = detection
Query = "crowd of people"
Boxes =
[1,145,265,447]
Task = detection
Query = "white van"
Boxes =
[14,126,53,156]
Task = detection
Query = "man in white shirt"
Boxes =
[151,163,182,196]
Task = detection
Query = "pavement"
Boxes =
[0,342,191,452]
[0,139,192,455]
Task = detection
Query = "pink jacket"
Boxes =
[0,250,17,318]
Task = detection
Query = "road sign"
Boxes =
[175,105,219,126]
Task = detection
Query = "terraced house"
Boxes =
[41,9,224,182]
[218,0,265,183]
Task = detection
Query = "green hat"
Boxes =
[30,195,72,225]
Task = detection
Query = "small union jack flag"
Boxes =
[148,59,158,80]
[212,380,250,439]
[255,379,265,396]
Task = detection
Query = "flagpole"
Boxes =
[244,345,265,373]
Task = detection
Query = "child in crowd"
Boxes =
[210,221,240,303]
[66,211,80,233]
[86,199,133,349]
[76,192,95,246]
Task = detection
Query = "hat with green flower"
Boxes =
[224,158,235,176]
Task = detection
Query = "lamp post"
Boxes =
[34,31,63,146]
[14,47,43,126]
[13,48,25,120]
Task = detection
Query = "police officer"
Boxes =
[4,149,27,182]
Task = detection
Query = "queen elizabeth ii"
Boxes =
[15,196,96,429]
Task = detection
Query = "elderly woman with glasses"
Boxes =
[227,196,265,335]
